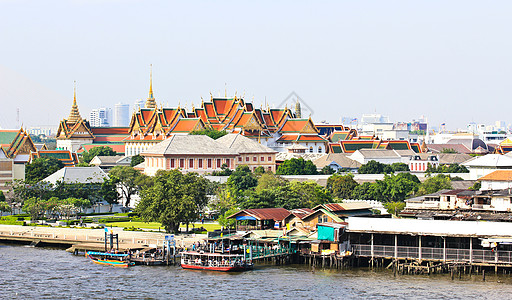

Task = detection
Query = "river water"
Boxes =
[1,243,512,299]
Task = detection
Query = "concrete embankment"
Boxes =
[0,225,205,252]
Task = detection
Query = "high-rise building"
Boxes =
[134,99,145,110]
[89,107,112,127]
[114,103,130,127]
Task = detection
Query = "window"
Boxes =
[189,159,194,169]
[253,156,257,162]
[261,156,264,161]
[268,156,272,161]
[245,156,249,162]
[318,147,322,153]
[207,159,212,168]
[170,159,175,168]
[198,159,203,168]
[217,159,221,168]
[238,157,242,162]
[309,147,313,153]
[179,159,184,168]
[226,159,230,168]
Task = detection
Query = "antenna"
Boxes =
[16,108,20,127]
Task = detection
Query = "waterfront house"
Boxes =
[312,222,347,255]
[478,170,512,191]
[301,209,344,231]
[282,208,314,230]
[228,208,291,231]
[312,203,373,218]
[346,216,512,265]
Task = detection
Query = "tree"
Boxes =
[253,166,266,176]
[130,154,145,167]
[417,174,452,196]
[390,162,409,172]
[319,165,336,175]
[227,166,258,194]
[327,174,359,199]
[25,157,64,184]
[109,166,146,207]
[23,197,45,220]
[384,201,405,217]
[217,208,238,228]
[136,170,209,233]
[0,191,5,202]
[189,128,228,140]
[276,157,318,175]
[81,146,117,164]
[358,160,393,174]
[211,163,233,176]
[381,173,420,202]
[469,181,481,191]
[289,181,332,208]
[255,173,287,193]
[99,178,120,212]
[0,201,11,216]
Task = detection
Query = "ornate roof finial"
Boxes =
[67,81,82,124]
[210,91,213,100]
[145,64,156,109]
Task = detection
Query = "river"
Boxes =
[1,243,512,299]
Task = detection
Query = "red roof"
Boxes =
[172,118,202,132]
[229,208,290,221]
[91,127,130,135]
[296,135,327,142]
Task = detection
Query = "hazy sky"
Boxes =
[1,0,512,130]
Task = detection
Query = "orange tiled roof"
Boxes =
[478,170,512,181]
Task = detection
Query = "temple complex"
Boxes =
[56,83,95,152]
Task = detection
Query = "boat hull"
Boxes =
[181,263,251,272]
[87,254,134,268]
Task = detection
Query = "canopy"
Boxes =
[236,216,257,221]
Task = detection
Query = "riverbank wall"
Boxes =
[0,225,205,253]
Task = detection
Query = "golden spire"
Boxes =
[67,81,82,124]
[145,64,156,109]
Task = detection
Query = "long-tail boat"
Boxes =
[86,251,135,268]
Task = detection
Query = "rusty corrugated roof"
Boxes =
[230,208,290,221]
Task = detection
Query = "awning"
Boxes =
[236,216,257,221]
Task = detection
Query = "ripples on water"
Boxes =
[1,243,512,299]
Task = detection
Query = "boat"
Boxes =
[181,251,253,272]
[86,251,135,268]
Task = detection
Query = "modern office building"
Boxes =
[89,107,112,127]
[114,103,130,127]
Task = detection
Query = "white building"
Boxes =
[114,103,130,127]
[462,154,512,180]
[89,107,112,127]
[478,170,512,191]
[349,149,414,165]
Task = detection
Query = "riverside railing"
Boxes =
[352,244,512,264]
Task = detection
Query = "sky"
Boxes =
[1,0,512,130]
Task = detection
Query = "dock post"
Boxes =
[443,238,446,262]
[394,234,398,259]
[469,237,473,265]
[371,233,374,266]
[418,236,422,262]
